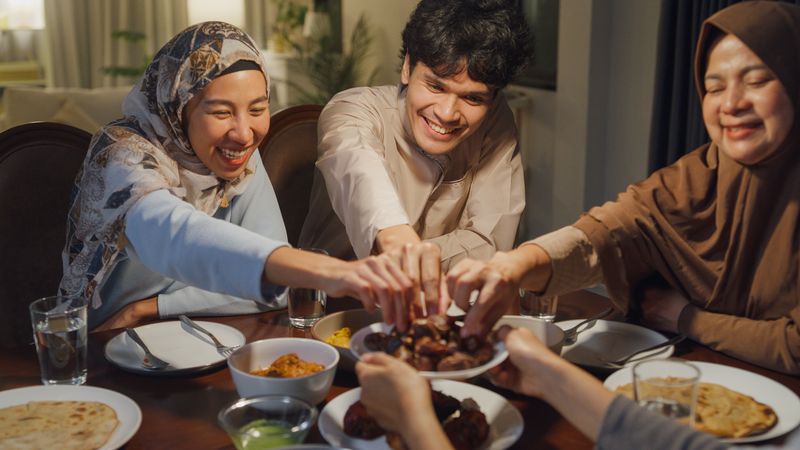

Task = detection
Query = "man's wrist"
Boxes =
[375,224,420,253]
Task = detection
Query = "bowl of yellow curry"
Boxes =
[228,338,339,405]
[311,309,384,372]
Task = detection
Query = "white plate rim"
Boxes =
[104,320,245,375]
[0,384,142,450]
[318,379,524,450]
[603,361,800,443]
[349,322,508,380]
[555,319,674,370]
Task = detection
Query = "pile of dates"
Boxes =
[363,315,495,371]
[344,389,490,450]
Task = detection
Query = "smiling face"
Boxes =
[184,70,270,180]
[401,56,493,155]
[702,34,794,165]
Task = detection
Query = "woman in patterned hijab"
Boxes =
[60,22,415,330]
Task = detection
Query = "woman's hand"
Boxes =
[489,326,561,398]
[92,297,158,332]
[355,353,452,450]
[640,286,691,333]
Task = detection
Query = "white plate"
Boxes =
[318,379,523,450]
[604,361,800,443]
[555,319,673,370]
[104,320,245,375]
[349,322,507,380]
[0,385,141,449]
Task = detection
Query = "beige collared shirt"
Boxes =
[299,85,524,270]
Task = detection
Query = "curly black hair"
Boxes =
[400,0,533,91]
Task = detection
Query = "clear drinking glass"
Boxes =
[29,295,88,385]
[519,289,559,322]
[633,358,700,426]
[288,248,328,328]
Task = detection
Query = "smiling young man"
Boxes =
[299,0,531,318]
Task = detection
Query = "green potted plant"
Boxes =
[289,14,378,105]
[101,30,150,78]
[269,0,308,54]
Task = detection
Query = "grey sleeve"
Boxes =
[598,396,730,450]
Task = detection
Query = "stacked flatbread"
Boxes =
[614,381,777,438]
[0,400,119,450]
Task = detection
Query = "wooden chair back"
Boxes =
[0,122,90,347]
[260,104,323,246]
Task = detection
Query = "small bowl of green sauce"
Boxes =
[218,395,318,450]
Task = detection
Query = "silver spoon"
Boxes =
[563,307,614,345]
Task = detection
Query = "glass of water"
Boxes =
[29,295,88,385]
[633,358,700,426]
[288,249,328,328]
[519,289,559,322]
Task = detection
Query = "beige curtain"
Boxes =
[244,0,270,49]
[44,0,188,88]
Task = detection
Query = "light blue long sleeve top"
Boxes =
[90,156,289,329]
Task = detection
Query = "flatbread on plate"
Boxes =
[614,380,777,438]
[0,400,119,450]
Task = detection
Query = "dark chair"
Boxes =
[260,104,323,246]
[0,122,91,347]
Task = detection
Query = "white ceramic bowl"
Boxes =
[494,315,565,355]
[227,338,339,405]
[310,309,384,372]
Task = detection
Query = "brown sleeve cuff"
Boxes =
[527,226,602,296]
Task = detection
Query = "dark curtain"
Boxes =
[648,0,736,173]
[648,0,800,173]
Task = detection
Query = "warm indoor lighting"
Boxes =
[187,0,245,28]
[0,0,45,30]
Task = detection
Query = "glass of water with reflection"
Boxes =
[288,248,328,328]
[519,289,558,322]
[29,295,88,385]
[633,358,700,426]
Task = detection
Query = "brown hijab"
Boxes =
[573,1,800,371]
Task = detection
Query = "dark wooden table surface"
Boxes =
[2,291,798,449]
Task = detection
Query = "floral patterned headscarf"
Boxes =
[60,22,270,308]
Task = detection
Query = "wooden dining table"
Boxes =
[2,290,798,449]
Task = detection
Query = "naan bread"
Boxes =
[614,381,777,438]
[0,400,119,450]
[694,383,777,438]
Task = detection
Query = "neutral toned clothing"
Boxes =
[60,22,271,309]
[91,157,288,329]
[528,226,602,297]
[598,395,796,450]
[528,2,800,374]
[299,85,524,271]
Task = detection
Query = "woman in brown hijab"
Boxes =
[447,1,800,375]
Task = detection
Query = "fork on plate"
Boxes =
[562,307,614,345]
[178,315,240,357]
[125,328,170,370]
